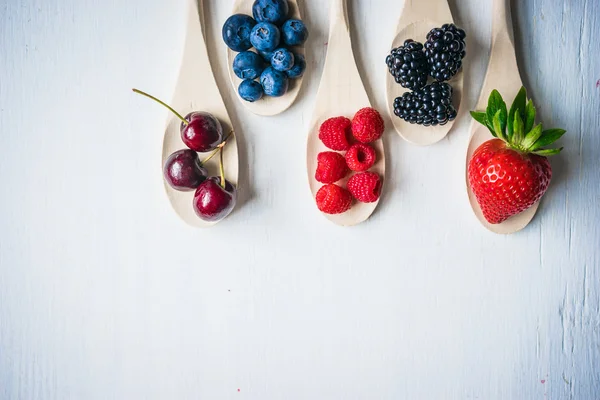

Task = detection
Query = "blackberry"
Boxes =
[386,39,428,91]
[424,24,466,81]
[393,82,457,126]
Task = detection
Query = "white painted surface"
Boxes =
[0,0,598,399]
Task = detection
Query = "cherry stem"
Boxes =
[132,88,188,126]
[219,147,226,189]
[199,131,233,165]
[200,148,220,165]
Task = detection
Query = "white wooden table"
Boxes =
[0,0,598,398]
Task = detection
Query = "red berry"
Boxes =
[316,184,353,214]
[345,143,376,172]
[468,138,552,224]
[319,117,353,151]
[347,172,382,203]
[351,107,384,143]
[315,151,349,184]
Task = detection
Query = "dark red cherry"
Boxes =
[193,177,237,222]
[181,112,224,153]
[163,149,207,191]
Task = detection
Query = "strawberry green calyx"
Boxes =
[470,86,566,156]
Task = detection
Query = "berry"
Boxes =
[393,81,457,126]
[232,51,265,80]
[347,172,382,203]
[258,50,274,62]
[351,107,384,143]
[386,39,428,91]
[468,87,565,224]
[469,139,552,224]
[222,14,257,52]
[316,184,353,214]
[282,19,309,46]
[315,152,349,184]
[238,79,264,102]
[425,23,466,81]
[270,48,295,72]
[319,116,353,151]
[286,53,306,79]
[252,0,289,26]
[250,22,281,52]
[260,66,289,97]
[345,143,376,172]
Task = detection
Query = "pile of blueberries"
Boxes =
[387,24,466,127]
[222,0,309,103]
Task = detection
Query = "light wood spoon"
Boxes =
[306,0,385,226]
[385,0,463,146]
[161,0,239,227]
[227,0,304,116]
[466,0,536,234]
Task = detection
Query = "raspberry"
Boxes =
[347,172,382,203]
[345,143,376,172]
[319,116,353,151]
[316,184,352,214]
[315,151,349,184]
[351,107,384,143]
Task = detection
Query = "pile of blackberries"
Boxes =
[387,23,466,126]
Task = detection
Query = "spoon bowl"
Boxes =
[227,0,305,116]
[306,0,385,226]
[465,0,537,234]
[385,0,463,146]
[162,0,239,228]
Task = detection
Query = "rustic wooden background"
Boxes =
[0,0,598,398]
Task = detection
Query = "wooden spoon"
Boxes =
[162,0,239,227]
[227,0,305,116]
[306,0,385,226]
[385,0,463,146]
[465,0,536,234]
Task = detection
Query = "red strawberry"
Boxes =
[351,107,384,143]
[345,143,376,172]
[319,116,352,150]
[468,87,565,224]
[316,184,352,214]
[315,152,349,183]
[347,172,382,203]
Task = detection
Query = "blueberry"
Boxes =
[270,48,294,72]
[258,50,275,62]
[238,80,264,102]
[260,66,289,97]
[281,19,308,46]
[252,0,289,25]
[232,51,265,80]
[222,14,257,52]
[286,53,305,78]
[250,22,280,52]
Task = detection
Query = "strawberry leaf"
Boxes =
[530,129,567,151]
[493,110,507,141]
[525,100,536,133]
[508,87,527,139]
[532,148,563,156]
[487,90,506,135]
[470,111,494,134]
[521,123,543,150]
[513,111,525,144]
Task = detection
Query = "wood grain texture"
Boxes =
[0,0,598,399]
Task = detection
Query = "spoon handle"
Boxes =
[329,0,349,38]
[474,0,521,110]
[492,0,513,40]
[397,0,453,28]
